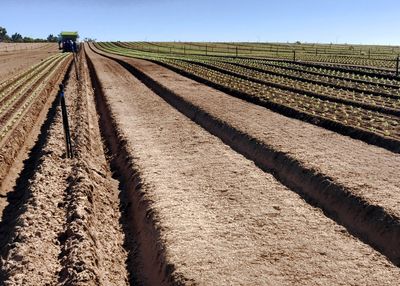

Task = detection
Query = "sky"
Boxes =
[1,0,399,45]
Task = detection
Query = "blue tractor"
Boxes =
[59,31,79,53]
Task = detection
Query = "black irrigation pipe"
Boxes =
[58,84,73,158]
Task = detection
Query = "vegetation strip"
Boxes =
[94,43,400,152]
[0,54,72,191]
[242,59,400,89]
[115,41,400,70]
[180,59,400,115]
[0,54,71,142]
[226,60,400,99]
[155,60,400,151]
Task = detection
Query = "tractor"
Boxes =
[59,31,79,53]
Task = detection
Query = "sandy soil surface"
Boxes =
[0,50,130,285]
[95,49,400,262]
[0,43,58,80]
[0,54,71,215]
[115,57,400,217]
[86,44,400,285]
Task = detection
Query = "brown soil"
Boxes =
[0,44,58,80]
[0,50,130,285]
[90,45,400,263]
[0,42,398,285]
[86,44,400,285]
[0,55,72,213]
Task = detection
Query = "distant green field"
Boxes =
[92,41,400,153]
[106,41,400,69]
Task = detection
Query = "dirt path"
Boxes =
[91,45,400,264]
[0,44,58,80]
[0,50,130,285]
[86,44,400,285]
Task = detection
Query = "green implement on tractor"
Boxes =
[59,31,79,53]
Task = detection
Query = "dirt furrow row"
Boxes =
[0,55,72,206]
[0,99,72,284]
[89,44,400,265]
[85,43,400,285]
[1,50,130,285]
[57,50,130,286]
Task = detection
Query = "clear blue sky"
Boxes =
[1,0,399,45]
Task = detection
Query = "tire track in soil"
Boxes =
[0,50,130,285]
[85,44,400,285]
[89,44,400,265]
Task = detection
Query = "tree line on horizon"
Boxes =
[0,26,58,43]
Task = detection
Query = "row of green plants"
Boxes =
[163,41,400,58]
[115,43,400,90]
[0,53,71,142]
[190,59,400,111]
[223,58,400,96]
[0,55,60,103]
[115,42,400,70]
[160,58,399,139]
[94,42,400,142]
[104,42,400,104]
[245,58,400,86]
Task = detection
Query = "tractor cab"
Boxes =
[59,31,79,53]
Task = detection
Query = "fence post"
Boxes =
[236,46,238,57]
[206,45,208,56]
[293,50,296,61]
[396,56,399,77]
[59,84,73,158]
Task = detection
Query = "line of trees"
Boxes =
[0,26,58,43]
